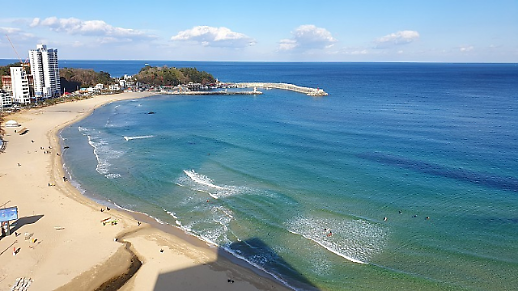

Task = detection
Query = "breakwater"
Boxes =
[159,82,327,96]
[236,82,328,96]
[161,90,262,96]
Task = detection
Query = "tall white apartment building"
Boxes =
[10,67,30,105]
[29,44,61,99]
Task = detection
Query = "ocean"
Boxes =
[54,61,518,290]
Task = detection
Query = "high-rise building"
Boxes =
[10,67,30,104]
[29,44,61,99]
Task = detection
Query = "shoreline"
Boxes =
[0,92,292,291]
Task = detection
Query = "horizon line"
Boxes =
[1,58,517,65]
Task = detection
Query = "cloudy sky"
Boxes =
[0,0,517,62]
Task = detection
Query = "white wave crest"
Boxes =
[287,216,387,264]
[106,173,121,179]
[85,133,124,177]
[164,209,183,226]
[124,135,154,141]
[182,169,248,199]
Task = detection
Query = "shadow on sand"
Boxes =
[11,215,44,233]
[153,237,319,291]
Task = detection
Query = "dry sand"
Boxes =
[0,92,291,291]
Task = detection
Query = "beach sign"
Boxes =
[0,206,18,222]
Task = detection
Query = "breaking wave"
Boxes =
[287,216,388,264]
[180,169,250,199]
[124,135,154,141]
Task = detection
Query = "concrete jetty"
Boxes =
[158,82,327,97]
[235,82,328,96]
[161,90,262,96]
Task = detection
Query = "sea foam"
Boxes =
[287,216,387,264]
[181,169,249,199]
[80,127,124,179]
[124,135,154,141]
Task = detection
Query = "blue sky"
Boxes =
[0,0,517,62]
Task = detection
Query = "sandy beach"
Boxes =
[0,92,290,291]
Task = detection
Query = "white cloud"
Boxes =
[279,39,297,50]
[0,27,21,34]
[72,41,83,47]
[340,47,369,55]
[171,26,255,48]
[351,49,368,55]
[30,17,153,40]
[279,25,337,51]
[0,26,36,42]
[460,45,474,52]
[375,30,419,47]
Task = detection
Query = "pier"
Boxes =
[235,82,328,96]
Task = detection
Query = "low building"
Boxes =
[109,84,120,91]
[10,67,30,105]
[1,76,12,92]
[0,89,12,108]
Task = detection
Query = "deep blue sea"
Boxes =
[48,61,518,290]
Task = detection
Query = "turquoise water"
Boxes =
[60,62,518,290]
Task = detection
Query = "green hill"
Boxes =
[134,65,216,86]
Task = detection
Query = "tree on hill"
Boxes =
[134,66,216,86]
[59,68,115,92]
[179,67,216,84]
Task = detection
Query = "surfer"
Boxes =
[327,230,333,237]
